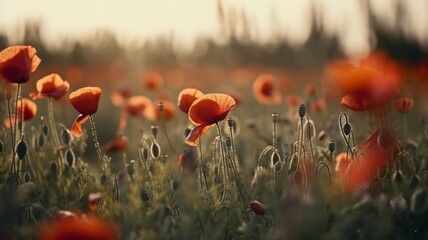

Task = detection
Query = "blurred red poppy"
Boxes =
[186,93,236,146]
[326,52,400,111]
[253,74,282,105]
[4,98,37,128]
[102,137,128,153]
[178,148,197,172]
[310,98,326,113]
[142,72,163,90]
[30,73,70,100]
[119,95,156,131]
[395,97,414,113]
[285,94,302,107]
[177,88,204,113]
[335,152,352,174]
[69,87,102,137]
[155,100,177,121]
[0,45,41,84]
[110,85,132,107]
[39,213,118,240]
[304,84,316,97]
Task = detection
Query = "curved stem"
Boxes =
[316,161,332,188]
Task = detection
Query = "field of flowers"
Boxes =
[0,45,428,239]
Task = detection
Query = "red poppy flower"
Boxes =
[69,87,102,137]
[304,84,316,97]
[326,53,400,111]
[0,45,41,84]
[119,96,156,131]
[178,148,197,172]
[102,137,128,153]
[30,73,70,100]
[343,127,398,193]
[186,93,236,146]
[4,98,37,128]
[310,98,326,113]
[177,88,204,113]
[253,74,282,105]
[335,152,352,174]
[395,97,414,113]
[142,72,163,90]
[285,94,302,107]
[155,100,177,121]
[110,85,132,107]
[39,214,118,240]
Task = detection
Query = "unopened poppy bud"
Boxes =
[37,133,45,149]
[100,174,108,185]
[158,102,164,112]
[50,161,57,175]
[42,124,48,136]
[127,160,135,176]
[16,138,27,160]
[343,122,351,136]
[172,179,180,191]
[140,188,150,202]
[328,141,335,153]
[250,200,266,215]
[61,129,72,146]
[411,189,427,214]
[225,137,232,148]
[298,104,306,119]
[151,142,161,159]
[271,151,281,166]
[227,117,234,128]
[151,126,159,137]
[272,113,279,123]
[24,171,31,183]
[0,139,3,153]
[65,149,75,167]
[141,147,149,161]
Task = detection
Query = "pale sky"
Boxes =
[0,0,427,56]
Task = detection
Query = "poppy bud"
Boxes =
[343,122,351,136]
[298,104,306,119]
[272,113,279,124]
[127,160,135,176]
[16,138,27,160]
[42,125,48,136]
[65,149,75,167]
[271,151,281,166]
[37,133,45,149]
[61,129,72,146]
[100,174,108,185]
[250,200,266,215]
[50,161,57,175]
[151,142,161,159]
[141,147,149,161]
[172,179,180,191]
[0,139,3,153]
[140,188,150,202]
[151,126,159,137]
[328,141,335,153]
[227,117,234,128]
[158,102,164,113]
[24,171,31,182]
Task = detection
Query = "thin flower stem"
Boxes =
[48,97,64,172]
[198,138,204,190]
[160,111,177,156]
[216,123,228,206]
[89,115,105,173]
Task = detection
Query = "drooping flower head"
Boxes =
[253,74,282,105]
[186,93,236,146]
[4,98,37,128]
[177,88,204,113]
[0,45,41,84]
[30,73,70,100]
[69,87,102,137]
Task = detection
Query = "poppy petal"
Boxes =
[188,93,236,125]
[185,124,209,146]
[70,114,89,137]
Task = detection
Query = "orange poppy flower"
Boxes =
[142,72,163,90]
[177,88,204,113]
[30,73,70,100]
[186,93,236,146]
[4,98,37,128]
[0,45,41,84]
[395,97,414,113]
[335,152,352,174]
[326,53,400,111]
[309,98,326,113]
[253,74,282,105]
[102,137,128,153]
[110,85,132,107]
[285,94,302,107]
[304,83,316,97]
[39,214,118,240]
[69,87,102,137]
[155,100,177,120]
[344,127,397,193]
[119,96,156,131]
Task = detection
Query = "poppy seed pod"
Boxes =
[158,102,164,113]
[140,188,150,202]
[272,113,279,123]
[50,161,58,175]
[24,171,31,183]
[16,138,27,160]
[127,160,135,176]
[298,104,306,119]
[225,137,233,148]
[0,139,3,153]
[151,142,161,159]
[227,117,234,128]
[343,122,351,136]
[151,126,159,137]
[61,129,72,146]
[65,149,75,167]
[328,141,335,153]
